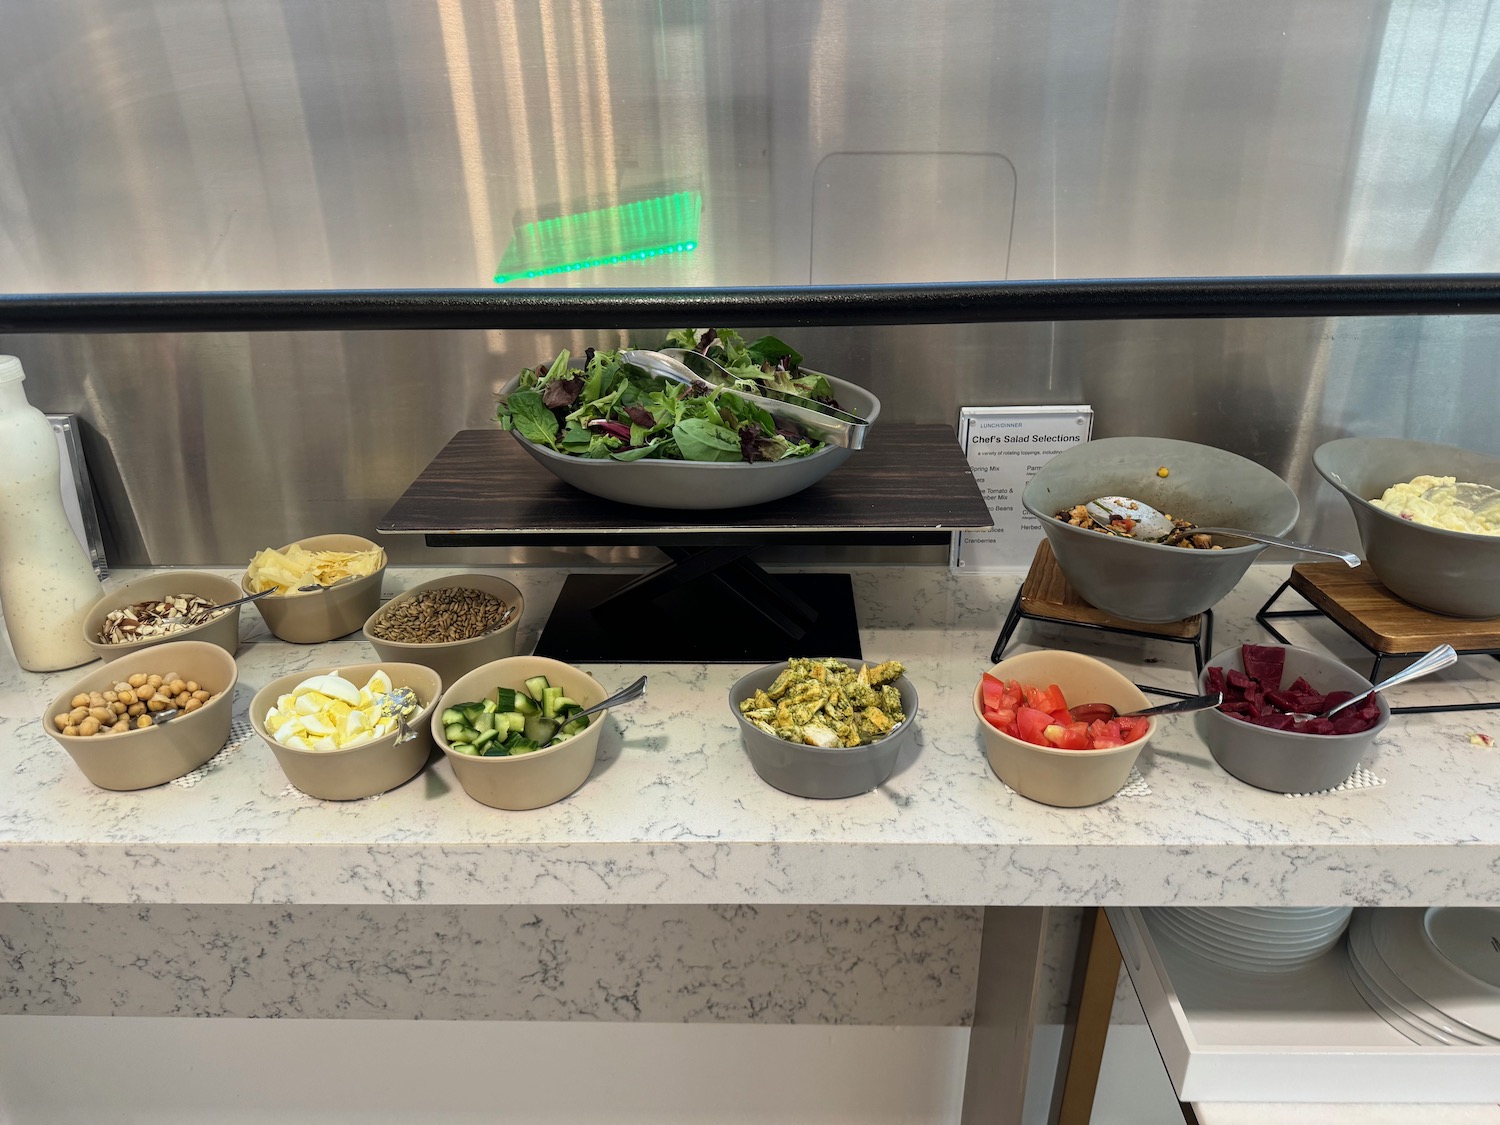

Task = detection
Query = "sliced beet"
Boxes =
[1240,645,1286,689]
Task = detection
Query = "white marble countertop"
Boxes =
[3,562,1500,907]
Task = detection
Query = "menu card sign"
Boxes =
[951,406,1093,571]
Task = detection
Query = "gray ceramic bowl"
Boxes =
[498,372,880,509]
[1314,436,1500,618]
[729,658,918,799]
[1022,436,1300,623]
[1196,644,1390,794]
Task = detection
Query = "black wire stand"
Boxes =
[991,544,1213,700]
[1255,567,1500,715]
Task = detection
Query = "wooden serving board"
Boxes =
[1019,540,1205,639]
[380,423,992,545]
[1288,563,1500,653]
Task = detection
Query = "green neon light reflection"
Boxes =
[494,191,702,284]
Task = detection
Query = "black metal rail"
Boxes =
[4,274,1500,333]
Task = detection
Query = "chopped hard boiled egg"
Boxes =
[263,669,416,753]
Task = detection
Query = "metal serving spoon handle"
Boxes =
[1312,643,1458,720]
[1190,529,1361,567]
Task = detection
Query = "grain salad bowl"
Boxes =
[43,640,238,791]
[1022,437,1300,623]
[434,655,608,810]
[363,573,524,684]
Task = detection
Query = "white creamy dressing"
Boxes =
[0,359,105,671]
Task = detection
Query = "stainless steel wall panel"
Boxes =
[3,1,1500,566]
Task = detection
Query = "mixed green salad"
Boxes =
[497,329,840,463]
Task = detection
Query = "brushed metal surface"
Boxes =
[3,0,1500,565]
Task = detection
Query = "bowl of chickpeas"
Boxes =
[42,639,238,790]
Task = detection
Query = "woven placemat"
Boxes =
[1283,763,1386,798]
[997,765,1151,799]
[171,717,255,788]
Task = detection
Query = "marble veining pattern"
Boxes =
[0,903,980,1024]
[4,564,1500,906]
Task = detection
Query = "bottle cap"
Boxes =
[0,356,24,386]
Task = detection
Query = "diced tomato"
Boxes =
[1116,716,1150,744]
[1023,682,1068,714]
[1016,705,1054,746]
[1043,721,1091,750]
[984,706,1017,735]
[1086,718,1126,748]
[981,673,1007,711]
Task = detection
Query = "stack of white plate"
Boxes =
[1346,907,1500,1046]
[1144,906,1353,973]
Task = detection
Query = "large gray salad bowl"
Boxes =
[497,372,880,510]
[1022,436,1300,623]
[1314,436,1500,618]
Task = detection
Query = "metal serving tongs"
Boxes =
[620,348,873,449]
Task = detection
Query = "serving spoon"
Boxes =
[1084,496,1360,567]
[1288,643,1457,722]
[162,587,274,626]
[526,674,649,746]
[1069,691,1224,725]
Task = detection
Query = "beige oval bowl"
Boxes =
[973,649,1156,807]
[248,661,441,801]
[363,573,524,686]
[82,570,246,661]
[242,533,387,644]
[434,655,607,811]
[43,639,238,791]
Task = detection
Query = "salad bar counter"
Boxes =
[5,561,1500,1121]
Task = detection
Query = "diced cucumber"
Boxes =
[449,742,480,756]
[495,687,540,716]
[441,707,468,726]
[541,686,564,718]
[558,706,589,738]
[524,675,551,700]
[498,711,527,734]
[471,728,499,752]
[445,722,474,743]
[474,712,495,733]
[523,712,555,745]
[480,698,498,714]
[505,735,542,755]
[460,704,484,724]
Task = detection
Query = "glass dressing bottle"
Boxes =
[0,355,104,670]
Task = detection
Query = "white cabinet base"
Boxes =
[1107,907,1500,1104]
